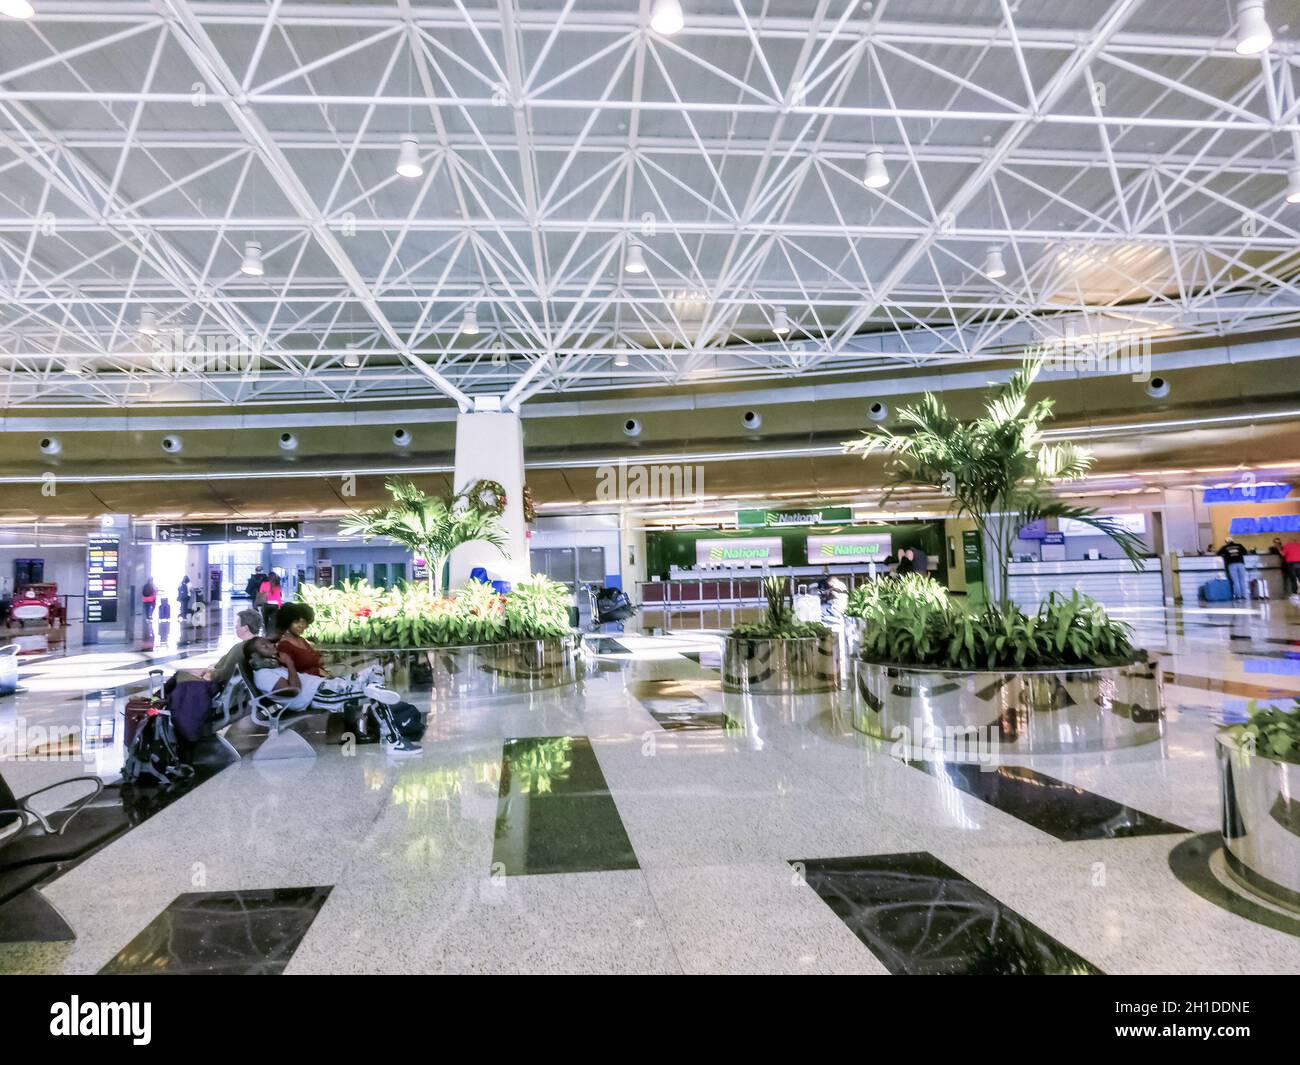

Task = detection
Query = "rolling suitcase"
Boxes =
[1200,578,1232,603]
[123,669,166,746]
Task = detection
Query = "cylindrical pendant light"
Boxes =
[650,0,684,35]
[983,246,1007,279]
[461,307,479,335]
[625,241,647,273]
[1235,1,1272,55]
[139,308,158,336]
[773,308,791,335]
[863,149,890,190]
[1287,164,1300,205]
[241,240,264,277]
[0,1,36,19]
[396,136,423,178]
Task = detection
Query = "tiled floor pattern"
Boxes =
[0,606,1298,974]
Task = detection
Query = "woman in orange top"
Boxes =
[274,602,329,677]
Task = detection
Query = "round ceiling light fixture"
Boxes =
[650,0,684,35]
[1235,0,1273,55]
[462,306,480,335]
[396,136,423,179]
[240,240,264,277]
[614,353,630,367]
[625,240,647,273]
[279,432,298,451]
[0,1,35,20]
[39,436,61,456]
[343,344,361,368]
[862,148,890,190]
[622,418,642,437]
[773,308,791,335]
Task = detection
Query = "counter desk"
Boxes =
[1172,554,1286,601]
[1007,557,1165,610]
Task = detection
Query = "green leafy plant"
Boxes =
[731,575,830,640]
[852,579,1138,671]
[299,575,570,649]
[1224,699,1300,764]
[339,479,508,594]
[844,358,1146,603]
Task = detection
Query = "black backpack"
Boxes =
[122,708,195,787]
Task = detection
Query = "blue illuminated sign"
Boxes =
[1204,483,1292,504]
[1229,515,1300,535]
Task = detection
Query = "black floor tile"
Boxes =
[100,886,332,975]
[492,736,638,875]
[907,760,1189,841]
[794,852,1102,975]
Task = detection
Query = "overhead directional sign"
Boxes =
[156,522,301,543]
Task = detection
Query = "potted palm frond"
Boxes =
[840,360,1163,754]
[723,576,840,695]
[340,479,508,594]
[1216,700,1300,912]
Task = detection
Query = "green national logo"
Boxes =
[709,546,771,562]
[819,542,881,558]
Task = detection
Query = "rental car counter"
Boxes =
[1007,557,1166,610]
[1171,554,1286,602]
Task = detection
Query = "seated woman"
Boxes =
[274,602,329,678]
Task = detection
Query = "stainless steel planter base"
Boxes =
[722,634,841,695]
[851,657,1164,754]
[1217,733,1300,914]
[323,635,579,700]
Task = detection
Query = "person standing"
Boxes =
[244,565,265,600]
[1217,537,1249,601]
[895,548,914,577]
[141,577,157,619]
[177,575,192,619]
[911,545,929,579]
[1280,539,1300,601]
[257,571,284,637]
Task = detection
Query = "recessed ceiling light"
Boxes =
[625,241,647,273]
[1235,0,1272,55]
[862,148,890,189]
[396,136,423,179]
[650,0,684,35]
[240,240,264,277]
[983,246,1007,279]
[0,1,35,20]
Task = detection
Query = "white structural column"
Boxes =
[449,411,531,587]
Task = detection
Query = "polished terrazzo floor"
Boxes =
[2,603,1299,974]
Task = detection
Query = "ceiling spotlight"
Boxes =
[0,1,35,19]
[343,344,361,369]
[240,240,264,277]
[625,241,647,273]
[650,0,684,35]
[1287,165,1300,205]
[862,148,890,190]
[1235,0,1272,55]
[614,353,630,367]
[396,135,423,179]
[461,307,479,335]
[773,308,791,335]
[139,308,158,336]
[983,246,1007,280]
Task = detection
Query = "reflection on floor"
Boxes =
[1,604,1298,974]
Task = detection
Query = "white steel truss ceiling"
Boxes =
[0,0,1298,409]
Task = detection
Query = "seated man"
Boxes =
[210,608,263,689]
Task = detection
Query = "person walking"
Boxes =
[244,565,266,600]
[1217,537,1249,601]
[141,577,157,619]
[1280,539,1300,601]
[257,571,284,637]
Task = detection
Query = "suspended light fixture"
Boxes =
[1235,1,1273,55]
[461,306,480,335]
[862,149,890,190]
[139,308,158,336]
[396,135,423,179]
[625,241,647,273]
[650,0,684,35]
[983,246,1007,280]
[240,240,264,277]
[1287,165,1300,205]
[0,1,35,19]
[614,353,630,367]
[773,308,791,335]
[343,344,361,368]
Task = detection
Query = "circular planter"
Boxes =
[722,632,841,695]
[851,657,1164,754]
[320,634,579,700]
[1216,732,1300,913]
[0,644,17,696]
